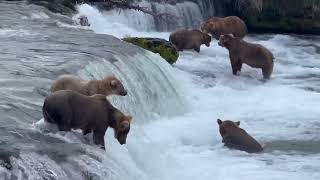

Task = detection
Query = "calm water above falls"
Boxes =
[1,1,320,180]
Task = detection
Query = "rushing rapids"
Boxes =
[0,1,320,180]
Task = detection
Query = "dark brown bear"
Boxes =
[42,90,132,149]
[218,34,274,79]
[201,16,247,40]
[217,119,263,153]
[169,28,211,52]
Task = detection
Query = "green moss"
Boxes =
[123,37,179,64]
[152,45,178,64]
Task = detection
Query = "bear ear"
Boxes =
[217,119,223,125]
[228,34,234,38]
[126,115,133,122]
[110,80,117,87]
[235,121,240,126]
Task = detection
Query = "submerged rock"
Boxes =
[123,37,179,64]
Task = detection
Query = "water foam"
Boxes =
[69,4,320,180]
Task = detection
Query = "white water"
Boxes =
[74,1,203,33]
[65,4,320,180]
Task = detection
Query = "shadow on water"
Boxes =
[263,140,320,155]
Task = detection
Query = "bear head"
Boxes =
[217,119,240,138]
[102,76,127,96]
[218,34,234,47]
[114,115,132,145]
[202,33,212,47]
[200,21,210,35]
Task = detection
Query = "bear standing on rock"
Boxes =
[217,119,263,153]
[201,16,247,40]
[169,28,211,52]
[218,34,274,79]
[42,90,132,149]
[50,74,127,96]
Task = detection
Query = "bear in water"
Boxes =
[217,119,263,153]
[169,28,211,52]
[201,16,247,40]
[50,74,127,96]
[42,90,132,149]
[218,34,274,79]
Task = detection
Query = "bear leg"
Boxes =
[262,68,272,79]
[177,44,184,51]
[93,128,106,149]
[82,128,92,135]
[57,124,71,131]
[231,58,242,75]
[194,46,200,53]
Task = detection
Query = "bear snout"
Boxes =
[117,137,126,145]
[120,90,128,96]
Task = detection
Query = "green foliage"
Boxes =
[123,37,179,64]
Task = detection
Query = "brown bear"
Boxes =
[169,28,211,52]
[42,90,132,149]
[201,16,247,40]
[50,74,127,96]
[218,34,274,79]
[217,119,263,153]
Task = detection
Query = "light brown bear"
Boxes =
[169,28,211,52]
[218,34,274,79]
[201,16,247,40]
[42,90,132,149]
[217,119,263,153]
[50,74,127,96]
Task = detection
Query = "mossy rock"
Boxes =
[123,37,179,64]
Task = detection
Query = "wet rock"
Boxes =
[122,37,179,64]
[74,15,90,26]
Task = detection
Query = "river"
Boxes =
[0,1,320,180]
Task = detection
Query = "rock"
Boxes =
[123,37,179,64]
[74,15,90,26]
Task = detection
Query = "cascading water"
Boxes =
[90,0,204,31]
[75,3,320,180]
[77,52,186,122]
[1,0,320,179]
[0,2,188,179]
[150,1,203,31]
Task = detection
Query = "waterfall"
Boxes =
[150,1,203,31]
[87,0,204,31]
[80,0,227,32]
[77,51,187,123]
